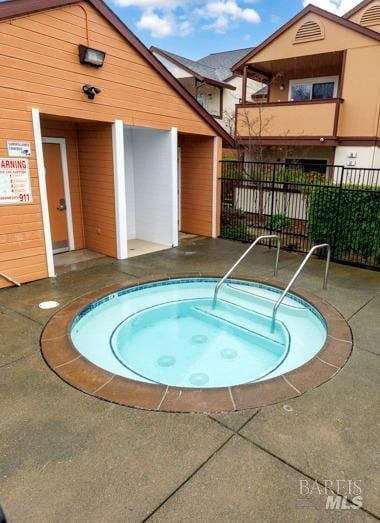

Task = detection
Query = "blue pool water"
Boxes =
[71,278,327,388]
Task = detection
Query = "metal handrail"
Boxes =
[213,235,280,307]
[0,271,21,287]
[271,243,331,332]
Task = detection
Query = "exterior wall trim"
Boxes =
[41,137,75,253]
[32,108,55,278]
[287,76,339,100]
[112,120,128,260]
[170,127,179,248]
[236,98,343,108]
[212,137,219,238]
[237,136,380,146]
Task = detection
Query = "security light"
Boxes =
[78,45,106,67]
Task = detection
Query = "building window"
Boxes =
[312,82,334,99]
[197,94,207,107]
[289,76,338,101]
[291,83,312,101]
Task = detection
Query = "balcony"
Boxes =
[236,98,343,143]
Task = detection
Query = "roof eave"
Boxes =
[151,46,236,90]
[231,3,380,74]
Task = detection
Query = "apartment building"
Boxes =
[233,0,380,170]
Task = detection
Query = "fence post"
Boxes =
[268,163,276,247]
[331,166,344,259]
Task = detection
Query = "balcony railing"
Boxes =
[236,98,343,140]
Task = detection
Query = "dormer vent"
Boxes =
[294,20,324,43]
[360,5,380,26]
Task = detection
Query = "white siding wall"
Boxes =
[334,146,380,185]
[123,128,136,239]
[334,146,380,169]
[235,188,308,220]
[196,84,221,116]
[152,54,192,80]
[124,127,176,246]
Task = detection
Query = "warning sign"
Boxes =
[7,141,32,157]
[0,158,32,204]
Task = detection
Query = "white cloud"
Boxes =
[113,0,261,38]
[136,10,175,37]
[198,1,260,33]
[302,0,361,15]
[115,0,179,7]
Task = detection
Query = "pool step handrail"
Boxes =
[213,235,280,307]
[271,243,331,332]
[0,271,21,287]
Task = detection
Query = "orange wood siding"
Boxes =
[0,2,215,134]
[77,122,116,257]
[179,134,214,237]
[0,1,220,286]
[40,119,85,249]
[0,119,46,288]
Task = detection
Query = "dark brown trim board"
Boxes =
[232,4,380,73]
[236,136,380,146]
[0,0,235,147]
[333,99,341,136]
[41,274,352,413]
[242,66,248,104]
[236,98,343,109]
[237,137,338,147]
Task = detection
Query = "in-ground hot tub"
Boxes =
[41,276,352,413]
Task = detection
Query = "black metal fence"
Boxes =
[220,161,380,270]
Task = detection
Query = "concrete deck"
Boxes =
[1,237,379,522]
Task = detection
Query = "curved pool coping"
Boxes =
[40,273,353,413]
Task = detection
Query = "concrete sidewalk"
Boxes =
[1,237,379,522]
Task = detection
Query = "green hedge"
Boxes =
[220,208,249,241]
[309,186,380,263]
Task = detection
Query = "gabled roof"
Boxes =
[197,48,255,74]
[151,47,254,90]
[150,47,236,89]
[233,3,380,73]
[0,0,234,146]
[343,0,376,19]
[252,85,268,98]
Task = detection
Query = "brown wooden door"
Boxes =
[43,142,69,253]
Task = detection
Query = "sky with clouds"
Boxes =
[106,0,362,58]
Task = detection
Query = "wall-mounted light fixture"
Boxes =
[78,45,106,67]
[279,83,285,91]
[82,84,102,100]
